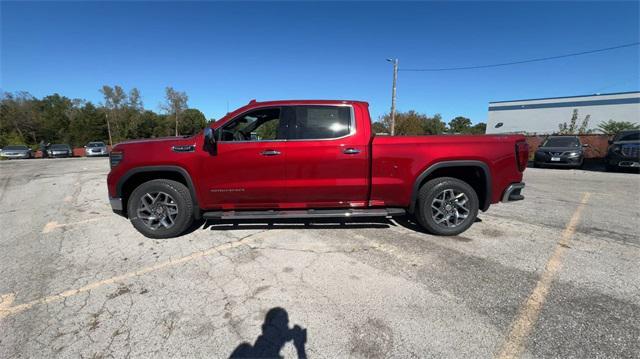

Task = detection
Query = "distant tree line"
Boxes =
[0,85,209,149]
[372,111,486,135]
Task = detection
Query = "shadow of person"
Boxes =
[229,307,307,359]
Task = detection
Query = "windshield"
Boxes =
[542,137,580,148]
[3,145,28,151]
[87,142,105,147]
[614,131,640,142]
[51,144,69,150]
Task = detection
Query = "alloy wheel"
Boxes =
[136,191,179,230]
[430,189,470,228]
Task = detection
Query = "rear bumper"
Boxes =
[502,182,525,202]
[86,150,108,157]
[1,153,30,159]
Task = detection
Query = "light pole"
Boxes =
[387,58,398,136]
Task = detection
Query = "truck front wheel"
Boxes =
[416,177,479,236]
[127,179,194,239]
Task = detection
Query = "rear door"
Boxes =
[282,105,369,208]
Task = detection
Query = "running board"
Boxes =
[202,208,406,220]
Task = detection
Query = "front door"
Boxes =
[201,107,288,209]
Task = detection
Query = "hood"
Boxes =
[113,135,197,149]
[117,136,194,146]
[537,146,581,152]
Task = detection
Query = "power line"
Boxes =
[399,42,640,72]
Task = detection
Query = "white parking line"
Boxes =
[0,232,264,320]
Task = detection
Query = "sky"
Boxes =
[1,1,639,124]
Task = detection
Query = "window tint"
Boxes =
[219,108,283,141]
[4,145,28,150]
[618,132,640,142]
[542,137,579,147]
[290,106,352,140]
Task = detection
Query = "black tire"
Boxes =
[605,163,616,172]
[128,179,194,239]
[416,177,479,236]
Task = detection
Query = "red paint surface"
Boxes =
[107,100,526,212]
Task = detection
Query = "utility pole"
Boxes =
[175,110,179,137]
[106,112,113,147]
[387,58,398,135]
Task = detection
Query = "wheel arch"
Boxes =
[408,160,492,214]
[116,166,200,219]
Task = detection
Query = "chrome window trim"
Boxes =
[217,103,356,144]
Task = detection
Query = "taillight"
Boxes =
[516,141,529,172]
[109,151,123,168]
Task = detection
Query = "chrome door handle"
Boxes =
[343,148,361,155]
[260,150,281,156]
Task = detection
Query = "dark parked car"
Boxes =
[533,136,586,169]
[0,145,33,159]
[48,144,73,158]
[605,130,640,171]
[84,141,109,157]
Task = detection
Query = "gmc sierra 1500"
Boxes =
[107,100,528,238]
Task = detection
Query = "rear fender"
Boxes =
[408,160,492,213]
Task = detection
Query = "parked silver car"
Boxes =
[0,145,33,159]
[48,144,73,158]
[84,141,109,157]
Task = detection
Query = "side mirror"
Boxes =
[203,127,216,154]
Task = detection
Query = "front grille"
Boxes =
[621,145,640,158]
[547,151,565,156]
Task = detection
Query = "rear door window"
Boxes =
[289,106,353,140]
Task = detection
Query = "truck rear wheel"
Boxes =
[128,179,194,239]
[416,177,479,236]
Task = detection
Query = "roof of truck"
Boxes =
[217,99,370,122]
[246,99,369,106]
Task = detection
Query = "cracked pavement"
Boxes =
[0,157,639,358]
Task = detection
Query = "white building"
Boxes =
[486,91,640,134]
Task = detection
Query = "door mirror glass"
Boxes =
[203,127,216,154]
[204,127,215,144]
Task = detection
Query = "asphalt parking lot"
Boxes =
[1,157,638,358]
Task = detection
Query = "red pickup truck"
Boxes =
[107,100,528,238]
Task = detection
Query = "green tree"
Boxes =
[371,121,389,134]
[378,111,447,136]
[0,91,40,145]
[596,120,640,134]
[68,102,108,146]
[100,85,127,145]
[178,108,207,135]
[161,87,189,136]
[469,122,487,134]
[558,109,593,135]
[423,114,447,135]
[448,116,472,133]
